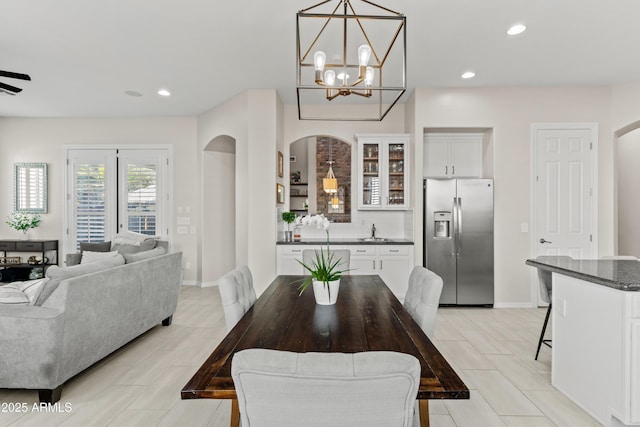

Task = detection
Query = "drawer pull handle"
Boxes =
[389,249,399,253]
[357,249,366,253]
[292,249,301,253]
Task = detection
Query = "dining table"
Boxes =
[181,274,469,427]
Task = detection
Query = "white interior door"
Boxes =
[533,124,597,303]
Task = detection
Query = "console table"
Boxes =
[0,240,58,282]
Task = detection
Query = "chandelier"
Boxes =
[296,0,406,121]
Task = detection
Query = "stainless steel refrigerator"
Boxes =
[424,179,494,306]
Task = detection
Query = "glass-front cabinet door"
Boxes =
[361,143,381,208]
[357,134,409,210]
[386,143,406,206]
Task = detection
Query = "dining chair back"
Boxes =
[302,249,351,275]
[404,266,443,339]
[237,265,254,290]
[231,349,420,427]
[534,256,572,360]
[218,267,257,332]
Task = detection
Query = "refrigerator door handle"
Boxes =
[452,197,458,257]
[457,197,463,256]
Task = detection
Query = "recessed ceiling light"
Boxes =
[507,24,527,36]
[125,90,143,97]
[158,89,171,97]
[461,71,476,79]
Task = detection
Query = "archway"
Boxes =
[615,120,640,256]
[288,135,352,223]
[202,135,236,285]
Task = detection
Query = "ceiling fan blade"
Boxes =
[0,81,23,93]
[0,70,31,81]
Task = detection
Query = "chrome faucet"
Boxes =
[371,224,376,239]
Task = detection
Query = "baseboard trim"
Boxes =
[181,280,199,286]
[493,302,537,308]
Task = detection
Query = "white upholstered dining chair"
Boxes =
[218,266,257,332]
[302,249,351,275]
[404,266,444,339]
[231,349,420,427]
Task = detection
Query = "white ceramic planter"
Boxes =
[312,279,340,305]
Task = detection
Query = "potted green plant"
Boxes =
[6,212,41,239]
[282,211,296,242]
[295,214,348,305]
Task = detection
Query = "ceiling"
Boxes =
[1,0,640,118]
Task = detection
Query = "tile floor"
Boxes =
[0,286,602,426]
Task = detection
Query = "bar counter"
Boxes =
[525,257,640,291]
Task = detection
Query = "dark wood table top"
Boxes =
[181,275,469,401]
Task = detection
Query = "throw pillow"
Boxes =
[112,239,157,255]
[36,254,125,306]
[81,250,120,264]
[123,246,166,263]
[0,284,29,305]
[80,241,112,254]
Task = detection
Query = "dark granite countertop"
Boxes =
[526,257,640,291]
[277,238,414,245]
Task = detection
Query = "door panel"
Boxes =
[536,128,592,261]
[425,179,457,304]
[456,179,494,305]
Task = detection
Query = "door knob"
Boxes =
[539,238,552,244]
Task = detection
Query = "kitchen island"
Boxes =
[526,257,640,427]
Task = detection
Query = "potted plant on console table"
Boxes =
[294,214,348,305]
[6,212,41,240]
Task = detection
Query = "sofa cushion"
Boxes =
[112,239,156,256]
[35,254,125,306]
[81,250,120,264]
[80,241,112,253]
[123,246,166,264]
[0,283,29,304]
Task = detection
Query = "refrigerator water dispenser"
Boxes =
[434,211,451,238]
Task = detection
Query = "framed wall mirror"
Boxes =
[14,163,48,213]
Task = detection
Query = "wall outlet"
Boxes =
[520,222,529,233]
[185,262,191,269]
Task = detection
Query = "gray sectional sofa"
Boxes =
[0,250,182,403]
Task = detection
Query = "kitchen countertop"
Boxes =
[526,257,640,291]
[277,238,414,245]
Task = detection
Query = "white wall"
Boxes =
[283,104,411,240]
[408,87,613,306]
[202,147,236,285]
[197,90,282,295]
[0,117,199,280]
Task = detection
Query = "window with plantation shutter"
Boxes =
[118,151,167,237]
[65,148,170,254]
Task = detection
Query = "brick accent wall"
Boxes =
[316,137,351,223]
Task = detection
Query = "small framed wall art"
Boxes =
[276,183,285,204]
[277,151,284,178]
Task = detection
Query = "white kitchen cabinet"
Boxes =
[423,133,482,178]
[278,244,414,301]
[356,134,410,210]
[552,274,640,426]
